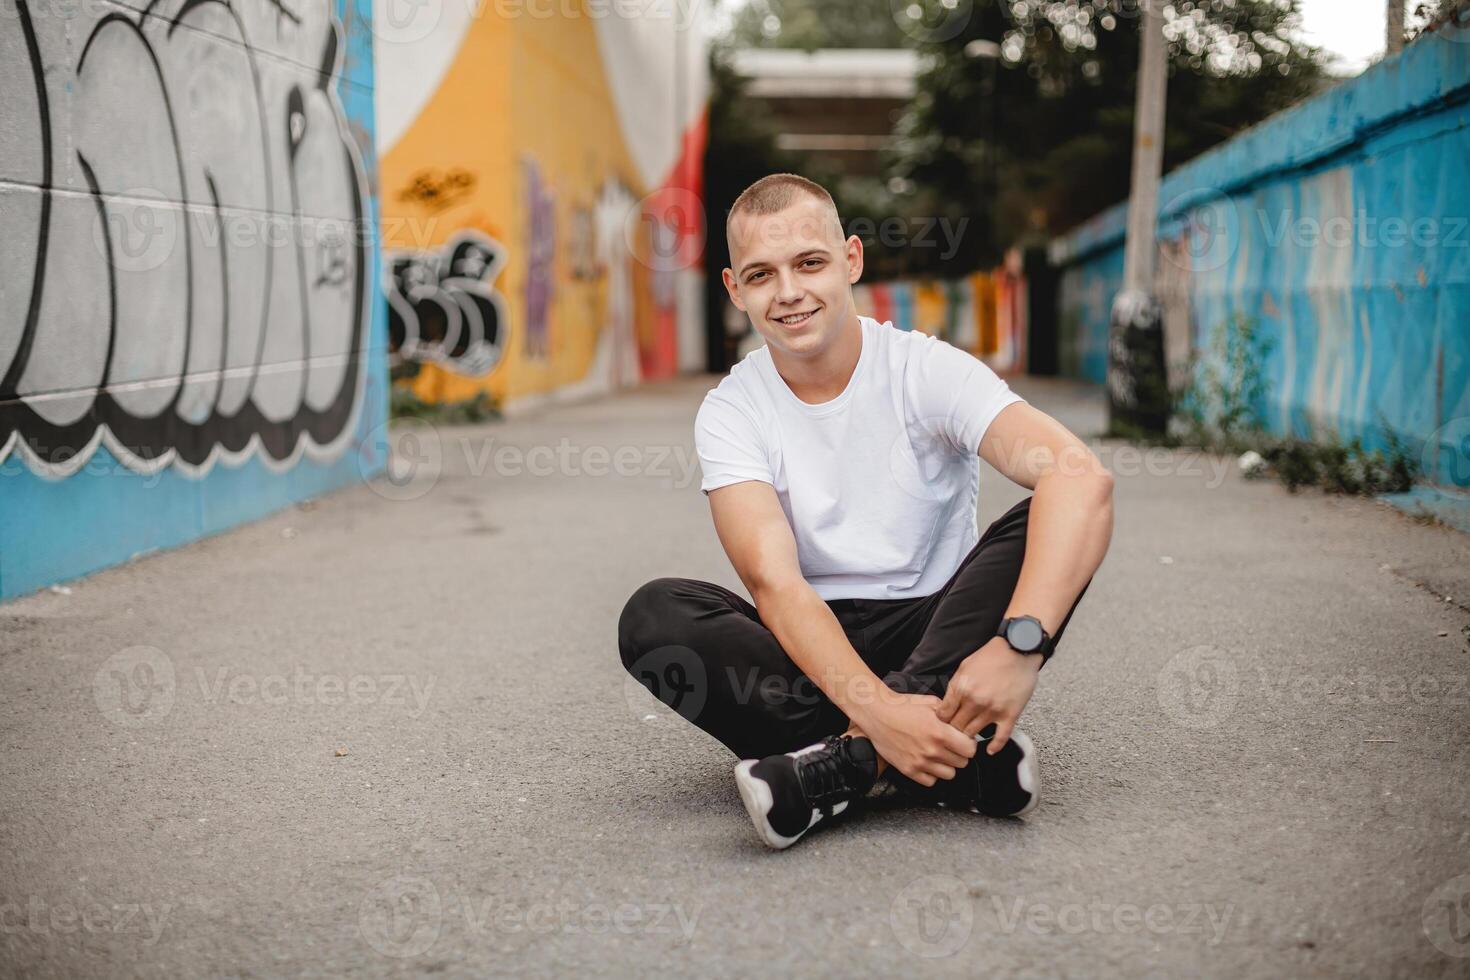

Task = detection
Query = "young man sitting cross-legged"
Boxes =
[618,173,1114,850]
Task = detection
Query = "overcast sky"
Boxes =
[1299,0,1388,75]
[715,2,1401,75]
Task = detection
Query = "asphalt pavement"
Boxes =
[2,374,1468,978]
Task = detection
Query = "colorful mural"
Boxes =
[0,0,387,600]
[374,1,709,409]
[851,258,1029,374]
[1051,23,1470,490]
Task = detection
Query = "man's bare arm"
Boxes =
[706,480,974,784]
[938,401,1115,752]
[979,401,1114,634]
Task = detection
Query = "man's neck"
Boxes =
[769,313,864,405]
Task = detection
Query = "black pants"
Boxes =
[617,495,1091,760]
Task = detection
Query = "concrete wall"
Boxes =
[1050,23,1470,488]
[0,0,387,600]
[374,0,709,411]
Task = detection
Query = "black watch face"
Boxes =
[1007,618,1045,652]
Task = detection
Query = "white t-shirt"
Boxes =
[695,315,1026,600]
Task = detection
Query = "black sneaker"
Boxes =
[734,735,878,850]
[871,726,1039,817]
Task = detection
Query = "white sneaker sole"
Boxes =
[734,760,840,850]
[966,728,1040,817]
[1010,729,1041,817]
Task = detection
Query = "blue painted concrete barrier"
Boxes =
[1050,21,1470,495]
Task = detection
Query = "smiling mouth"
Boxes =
[771,309,818,327]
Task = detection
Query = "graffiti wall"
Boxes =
[0,0,386,599]
[851,260,1028,374]
[374,0,709,410]
[1051,23,1470,489]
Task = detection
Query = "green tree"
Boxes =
[729,0,915,49]
[890,0,1327,274]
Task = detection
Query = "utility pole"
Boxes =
[1109,0,1170,437]
[964,40,1002,275]
[1386,0,1406,55]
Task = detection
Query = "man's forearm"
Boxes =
[751,584,888,720]
[755,582,980,782]
[1001,471,1114,635]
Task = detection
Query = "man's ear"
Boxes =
[721,267,746,312]
[846,234,864,284]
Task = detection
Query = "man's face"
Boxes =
[722,196,863,358]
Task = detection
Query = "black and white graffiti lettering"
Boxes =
[385,231,509,377]
[0,0,371,477]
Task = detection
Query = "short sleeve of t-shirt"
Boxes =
[908,334,1026,455]
[695,390,773,494]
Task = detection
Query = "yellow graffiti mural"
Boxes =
[378,3,707,409]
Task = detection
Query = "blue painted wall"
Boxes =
[1050,22,1470,488]
[0,0,387,601]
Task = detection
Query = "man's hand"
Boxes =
[851,693,976,786]
[937,636,1042,753]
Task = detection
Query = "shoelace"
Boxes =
[798,736,856,813]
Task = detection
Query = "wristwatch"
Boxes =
[996,615,1056,663]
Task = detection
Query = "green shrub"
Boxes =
[1119,314,1421,498]
[390,386,501,425]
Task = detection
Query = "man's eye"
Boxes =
[748,272,768,283]
[802,259,823,268]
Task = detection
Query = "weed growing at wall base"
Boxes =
[1111,314,1422,497]
[1256,434,1419,495]
[390,388,501,425]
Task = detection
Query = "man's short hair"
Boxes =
[726,173,844,245]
